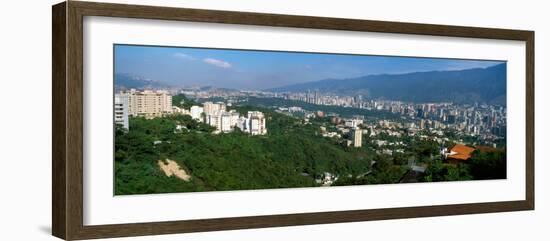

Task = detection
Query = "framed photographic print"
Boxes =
[52,1,534,240]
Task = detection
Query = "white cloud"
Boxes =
[203,58,232,69]
[173,53,196,61]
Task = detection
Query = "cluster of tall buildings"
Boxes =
[409,102,506,138]
[201,102,267,135]
[364,100,507,138]
[281,91,364,107]
[114,90,267,135]
[274,90,506,139]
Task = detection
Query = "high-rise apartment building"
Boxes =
[203,101,226,115]
[352,128,362,148]
[190,106,204,121]
[126,89,172,118]
[114,93,129,129]
[220,113,232,133]
[206,114,221,131]
[420,119,426,130]
[247,111,267,135]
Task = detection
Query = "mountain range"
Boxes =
[267,63,507,105]
[115,73,236,92]
[115,73,169,90]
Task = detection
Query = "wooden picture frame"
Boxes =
[52,1,534,240]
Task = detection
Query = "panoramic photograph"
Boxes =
[113,44,507,195]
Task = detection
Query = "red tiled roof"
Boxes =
[448,144,475,161]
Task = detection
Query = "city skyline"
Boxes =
[114,44,505,91]
[114,44,507,195]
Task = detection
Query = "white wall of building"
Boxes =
[190,106,204,121]
[114,93,129,129]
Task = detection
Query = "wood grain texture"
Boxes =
[72,1,533,40]
[66,2,85,240]
[525,32,535,209]
[51,1,535,240]
[74,201,530,240]
[52,2,67,240]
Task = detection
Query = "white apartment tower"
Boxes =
[114,93,129,129]
[206,111,240,133]
[202,103,267,135]
[220,113,233,133]
[206,114,221,132]
[190,105,204,121]
[229,111,240,127]
[203,102,226,115]
[247,111,267,135]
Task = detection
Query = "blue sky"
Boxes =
[114,44,504,90]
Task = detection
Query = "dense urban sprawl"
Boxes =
[113,87,506,195]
